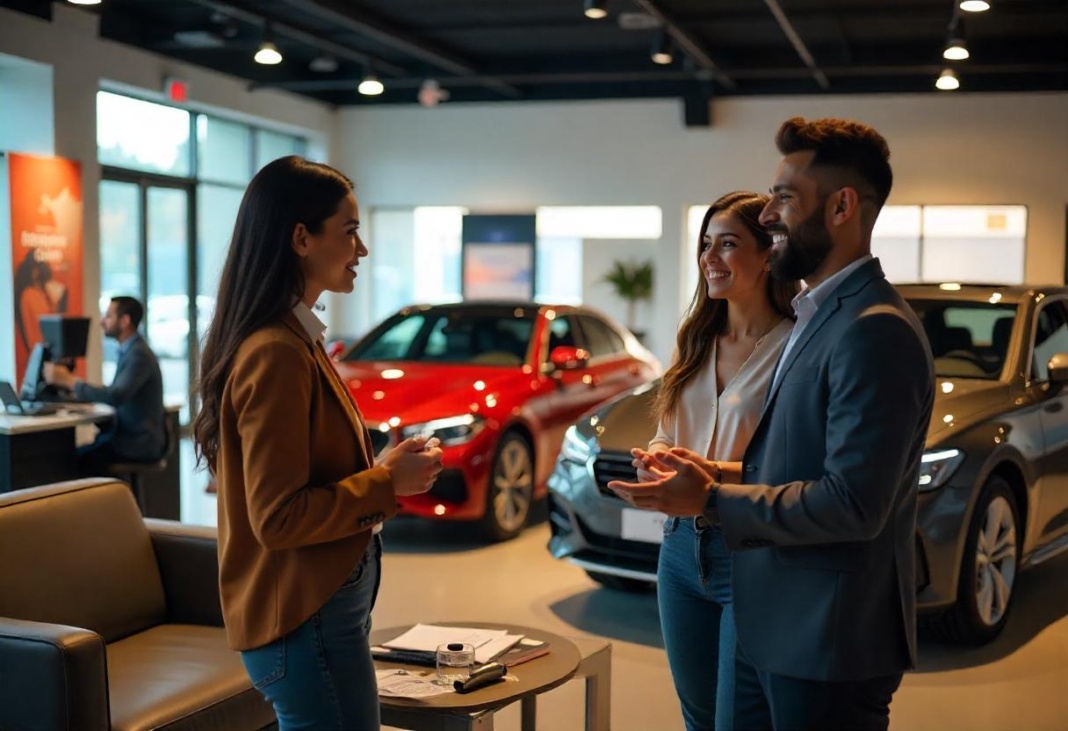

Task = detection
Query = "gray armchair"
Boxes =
[0,479,275,731]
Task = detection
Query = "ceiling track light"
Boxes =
[254,23,283,65]
[584,0,608,20]
[936,68,960,90]
[650,31,674,65]
[943,36,969,61]
[959,1,990,12]
[358,73,384,96]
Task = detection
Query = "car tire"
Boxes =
[923,475,1021,645]
[480,432,535,542]
[585,570,655,593]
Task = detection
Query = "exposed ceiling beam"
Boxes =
[186,0,407,76]
[630,0,736,90]
[762,0,831,91]
[278,0,522,99]
[250,62,1068,93]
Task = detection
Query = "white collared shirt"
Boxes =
[772,254,874,388]
[291,300,328,343]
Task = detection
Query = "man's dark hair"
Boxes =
[111,296,144,330]
[775,117,893,210]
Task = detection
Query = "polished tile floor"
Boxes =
[179,442,1068,730]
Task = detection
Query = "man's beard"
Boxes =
[768,202,834,282]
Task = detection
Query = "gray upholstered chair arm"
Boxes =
[145,519,224,627]
[0,617,109,731]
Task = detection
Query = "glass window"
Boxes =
[922,206,1026,284]
[907,298,1018,380]
[349,310,535,366]
[536,206,662,240]
[577,315,623,358]
[196,115,251,185]
[535,236,582,304]
[255,129,304,171]
[146,187,190,419]
[422,314,533,366]
[99,180,142,378]
[349,313,427,361]
[97,91,191,176]
[547,315,579,355]
[1032,302,1068,382]
[369,207,466,325]
[872,205,922,283]
[196,183,243,345]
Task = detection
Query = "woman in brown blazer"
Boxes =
[194,156,442,729]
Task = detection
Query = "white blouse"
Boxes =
[650,319,793,462]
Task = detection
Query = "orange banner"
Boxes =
[9,153,84,386]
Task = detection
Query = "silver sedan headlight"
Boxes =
[919,448,965,491]
[560,425,594,465]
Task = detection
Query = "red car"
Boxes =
[333,301,660,540]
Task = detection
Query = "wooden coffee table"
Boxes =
[372,622,582,731]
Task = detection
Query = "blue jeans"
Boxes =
[658,517,736,731]
[241,536,383,730]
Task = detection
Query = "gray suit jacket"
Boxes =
[713,258,934,681]
[76,335,165,461]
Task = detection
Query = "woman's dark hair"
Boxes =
[193,156,353,471]
[653,192,799,424]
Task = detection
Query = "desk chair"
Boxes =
[105,417,175,516]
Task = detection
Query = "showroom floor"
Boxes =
[179,443,1068,730]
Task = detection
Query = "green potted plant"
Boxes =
[602,260,653,340]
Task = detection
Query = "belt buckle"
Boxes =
[694,515,709,530]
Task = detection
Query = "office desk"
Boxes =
[0,404,114,492]
[0,405,181,520]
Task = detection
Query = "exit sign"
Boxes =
[164,78,189,104]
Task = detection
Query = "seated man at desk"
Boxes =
[43,296,165,474]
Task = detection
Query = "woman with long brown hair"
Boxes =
[633,192,797,730]
[194,156,442,729]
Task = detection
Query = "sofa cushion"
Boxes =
[0,479,166,643]
[107,624,275,731]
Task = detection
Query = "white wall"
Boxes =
[0,5,336,382]
[337,92,1068,363]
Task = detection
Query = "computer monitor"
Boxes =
[39,316,90,359]
[19,316,90,402]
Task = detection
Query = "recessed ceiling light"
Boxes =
[959,1,991,12]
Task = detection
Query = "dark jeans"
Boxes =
[658,517,737,731]
[241,535,383,730]
[732,642,903,731]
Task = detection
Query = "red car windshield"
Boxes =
[346,310,537,367]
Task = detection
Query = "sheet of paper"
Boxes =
[383,624,509,652]
[474,634,524,664]
[377,672,455,699]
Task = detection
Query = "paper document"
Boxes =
[376,669,455,699]
[474,634,523,664]
[384,624,510,652]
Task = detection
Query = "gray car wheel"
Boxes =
[480,433,534,541]
[924,475,1020,645]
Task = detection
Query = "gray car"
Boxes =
[548,283,1068,644]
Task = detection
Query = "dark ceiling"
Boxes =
[9,0,1068,106]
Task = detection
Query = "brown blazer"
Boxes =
[216,312,396,651]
